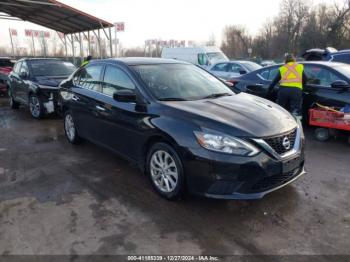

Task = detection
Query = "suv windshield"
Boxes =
[30,60,76,77]
[207,52,228,62]
[133,64,233,101]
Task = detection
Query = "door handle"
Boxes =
[96,105,106,111]
[71,96,79,101]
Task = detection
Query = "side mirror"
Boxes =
[331,80,349,89]
[239,70,247,75]
[20,71,28,78]
[113,89,137,103]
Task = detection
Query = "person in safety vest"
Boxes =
[81,55,92,67]
[267,54,307,117]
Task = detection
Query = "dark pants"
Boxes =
[276,86,302,115]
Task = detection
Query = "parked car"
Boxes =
[302,47,350,64]
[209,60,262,81]
[8,58,76,119]
[161,46,228,69]
[0,57,15,96]
[231,61,350,119]
[59,58,305,200]
[260,60,276,67]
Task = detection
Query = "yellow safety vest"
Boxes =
[279,62,304,89]
[81,60,89,67]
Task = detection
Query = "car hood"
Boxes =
[34,76,69,87]
[163,93,297,138]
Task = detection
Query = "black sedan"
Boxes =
[59,58,305,200]
[8,58,76,119]
[231,61,350,118]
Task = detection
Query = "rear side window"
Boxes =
[102,66,135,97]
[304,65,342,86]
[20,62,29,75]
[74,65,103,92]
[331,54,350,64]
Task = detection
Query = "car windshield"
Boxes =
[30,60,76,77]
[207,52,228,62]
[133,64,234,101]
[0,59,14,67]
[334,64,350,79]
[240,61,262,72]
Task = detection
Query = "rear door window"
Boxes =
[102,65,135,97]
[73,65,103,92]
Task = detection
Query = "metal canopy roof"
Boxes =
[0,0,114,34]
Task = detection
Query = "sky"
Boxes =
[0,0,345,51]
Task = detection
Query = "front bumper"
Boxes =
[183,127,305,200]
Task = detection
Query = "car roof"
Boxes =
[98,57,190,66]
[18,58,62,62]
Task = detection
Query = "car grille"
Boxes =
[264,129,297,155]
[251,168,300,192]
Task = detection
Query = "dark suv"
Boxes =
[8,58,76,118]
[59,58,306,200]
[302,47,350,64]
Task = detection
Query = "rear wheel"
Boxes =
[8,89,19,109]
[315,128,330,142]
[146,143,185,200]
[29,94,44,119]
[64,111,81,144]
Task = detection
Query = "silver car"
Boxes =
[209,61,262,80]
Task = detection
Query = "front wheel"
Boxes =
[146,143,185,200]
[314,128,330,142]
[64,111,81,144]
[29,94,44,119]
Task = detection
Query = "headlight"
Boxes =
[194,130,260,156]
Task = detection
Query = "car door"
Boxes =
[17,61,31,104]
[303,64,350,109]
[210,63,229,79]
[68,64,104,141]
[226,63,243,79]
[8,61,22,99]
[92,64,148,160]
[244,66,279,99]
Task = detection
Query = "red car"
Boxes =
[0,57,15,96]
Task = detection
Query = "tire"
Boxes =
[29,94,44,119]
[315,128,330,142]
[146,142,185,200]
[64,111,81,144]
[8,88,19,109]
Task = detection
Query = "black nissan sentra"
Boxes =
[59,58,306,200]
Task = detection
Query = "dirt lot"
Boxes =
[0,97,349,256]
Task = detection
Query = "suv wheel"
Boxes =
[8,89,19,109]
[29,94,44,119]
[146,143,184,200]
[64,111,81,144]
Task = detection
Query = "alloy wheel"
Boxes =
[65,114,76,142]
[150,150,178,193]
[29,96,41,118]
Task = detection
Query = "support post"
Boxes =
[98,29,102,58]
[109,27,113,57]
[87,31,91,55]
[64,34,68,59]
[79,32,83,62]
[70,34,75,65]
[31,32,35,56]
[8,29,15,57]
[114,26,117,57]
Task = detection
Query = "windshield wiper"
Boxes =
[202,93,232,99]
[158,97,188,101]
